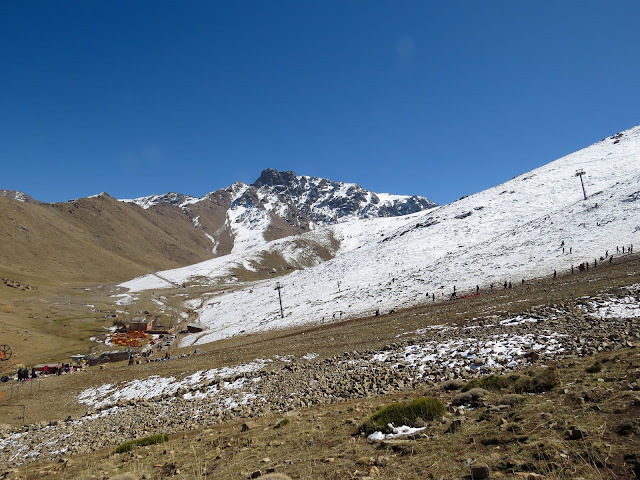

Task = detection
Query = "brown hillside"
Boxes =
[0,194,215,284]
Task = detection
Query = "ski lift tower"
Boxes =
[275,282,284,319]
[575,169,587,200]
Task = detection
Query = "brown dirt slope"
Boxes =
[0,194,216,284]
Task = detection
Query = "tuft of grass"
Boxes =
[274,418,290,429]
[513,366,560,393]
[585,362,602,373]
[359,396,444,435]
[462,367,559,394]
[461,374,516,392]
[114,434,169,454]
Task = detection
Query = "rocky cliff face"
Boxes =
[251,168,436,224]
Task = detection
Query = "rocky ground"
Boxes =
[1,285,639,475]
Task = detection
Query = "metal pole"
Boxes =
[576,169,587,200]
[275,282,284,319]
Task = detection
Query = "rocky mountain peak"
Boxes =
[251,168,298,189]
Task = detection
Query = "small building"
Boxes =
[128,317,154,332]
[101,350,131,363]
[82,350,132,366]
[84,350,133,366]
[70,354,86,364]
[187,323,206,333]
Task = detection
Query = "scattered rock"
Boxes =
[566,426,588,440]
[470,463,490,479]
[241,421,259,432]
[445,416,466,433]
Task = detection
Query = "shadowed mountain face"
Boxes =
[0,170,436,283]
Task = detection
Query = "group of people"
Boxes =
[1,360,87,384]
[16,367,35,381]
[421,242,637,306]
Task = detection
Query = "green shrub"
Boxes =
[114,434,169,454]
[514,366,559,393]
[274,418,290,429]
[462,367,559,395]
[585,362,602,373]
[359,397,445,435]
[461,374,516,392]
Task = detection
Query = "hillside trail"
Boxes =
[149,272,181,289]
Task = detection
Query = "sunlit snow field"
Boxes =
[117,127,640,348]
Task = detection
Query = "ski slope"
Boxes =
[119,126,640,346]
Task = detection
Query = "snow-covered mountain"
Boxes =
[119,126,640,347]
[120,169,436,255]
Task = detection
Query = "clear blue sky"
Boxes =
[2,1,639,205]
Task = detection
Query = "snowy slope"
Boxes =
[119,126,640,346]
[120,191,200,210]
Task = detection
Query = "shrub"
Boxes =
[359,397,445,435]
[461,367,559,395]
[615,420,638,436]
[461,374,516,392]
[274,418,290,429]
[114,434,169,454]
[585,362,602,373]
[514,366,560,393]
[499,394,526,406]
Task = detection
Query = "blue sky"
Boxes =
[2,1,639,205]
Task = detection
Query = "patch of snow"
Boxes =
[368,425,427,441]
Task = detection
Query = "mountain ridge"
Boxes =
[0,170,436,283]
[117,168,436,256]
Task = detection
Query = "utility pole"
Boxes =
[275,282,284,318]
[575,169,587,200]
